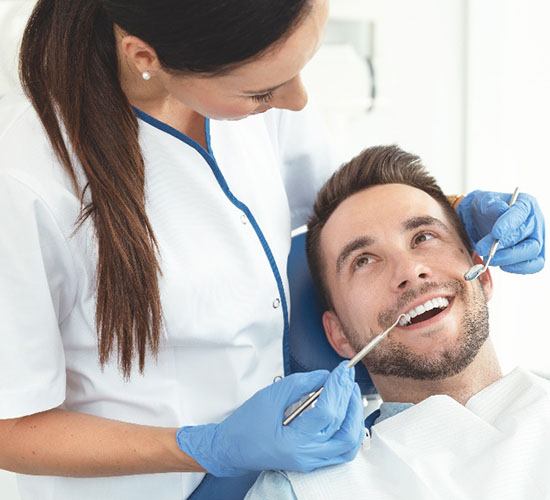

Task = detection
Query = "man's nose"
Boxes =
[274,75,308,112]
[390,256,432,291]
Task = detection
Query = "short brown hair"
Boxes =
[306,145,472,309]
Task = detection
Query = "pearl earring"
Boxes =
[142,71,151,81]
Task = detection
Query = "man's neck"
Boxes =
[371,340,502,405]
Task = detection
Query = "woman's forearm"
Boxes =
[0,408,204,477]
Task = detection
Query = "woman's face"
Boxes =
[122,0,329,120]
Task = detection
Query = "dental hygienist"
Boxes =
[0,1,545,499]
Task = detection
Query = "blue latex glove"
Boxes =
[457,190,545,274]
[176,361,364,477]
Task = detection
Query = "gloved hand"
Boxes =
[176,360,364,477]
[457,190,545,274]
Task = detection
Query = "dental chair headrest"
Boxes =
[287,230,377,395]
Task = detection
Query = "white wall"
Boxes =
[304,0,467,195]
[0,1,34,95]
[466,0,550,375]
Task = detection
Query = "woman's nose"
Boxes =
[275,75,308,112]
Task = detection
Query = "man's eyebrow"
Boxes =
[334,217,448,274]
[402,216,450,232]
[242,80,289,95]
[335,236,375,274]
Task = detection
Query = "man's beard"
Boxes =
[342,279,490,380]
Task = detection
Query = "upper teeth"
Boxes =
[398,297,449,326]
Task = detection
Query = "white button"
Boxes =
[273,375,283,383]
[241,213,248,224]
[272,298,281,309]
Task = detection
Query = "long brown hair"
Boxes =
[19,0,311,378]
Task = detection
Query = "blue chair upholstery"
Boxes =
[287,231,377,396]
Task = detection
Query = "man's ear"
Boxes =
[322,310,358,359]
[471,252,494,301]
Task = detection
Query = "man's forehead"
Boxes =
[320,184,449,258]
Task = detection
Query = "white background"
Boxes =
[1,0,549,498]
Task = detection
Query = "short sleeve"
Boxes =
[245,471,298,500]
[265,104,338,231]
[0,173,73,418]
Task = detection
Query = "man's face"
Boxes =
[320,184,492,380]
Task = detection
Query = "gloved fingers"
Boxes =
[314,361,356,436]
[308,422,364,471]
[331,384,364,447]
[279,369,329,408]
[304,383,363,461]
[500,256,545,274]
[477,193,510,222]
[291,361,354,437]
[490,196,532,240]
[328,437,364,467]
[487,238,542,267]
[474,215,535,257]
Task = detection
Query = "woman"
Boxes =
[0,1,544,499]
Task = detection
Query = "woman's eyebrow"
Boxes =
[242,80,289,95]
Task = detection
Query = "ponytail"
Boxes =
[19,0,162,378]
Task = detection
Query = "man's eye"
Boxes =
[353,254,374,269]
[413,232,436,246]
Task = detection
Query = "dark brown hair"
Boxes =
[19,0,311,378]
[306,145,472,309]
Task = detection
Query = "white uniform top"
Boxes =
[0,92,334,500]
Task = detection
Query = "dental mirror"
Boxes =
[463,187,520,282]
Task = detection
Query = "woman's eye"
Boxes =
[250,91,274,104]
[413,232,436,246]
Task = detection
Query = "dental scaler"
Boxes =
[463,187,520,282]
[282,314,406,426]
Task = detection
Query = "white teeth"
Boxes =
[401,297,450,325]
[399,314,411,326]
[416,304,426,315]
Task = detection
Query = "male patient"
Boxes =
[246,145,550,500]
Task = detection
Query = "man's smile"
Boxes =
[398,294,454,328]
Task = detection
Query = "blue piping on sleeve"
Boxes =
[133,107,291,374]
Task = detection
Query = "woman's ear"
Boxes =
[322,310,358,359]
[471,253,494,301]
[117,27,162,75]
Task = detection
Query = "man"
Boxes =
[246,145,550,500]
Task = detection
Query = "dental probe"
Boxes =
[464,187,520,282]
[282,314,407,426]
[347,314,407,369]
